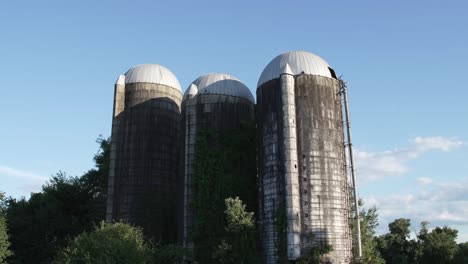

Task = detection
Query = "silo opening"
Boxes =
[328,67,337,79]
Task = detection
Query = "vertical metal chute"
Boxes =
[339,79,362,262]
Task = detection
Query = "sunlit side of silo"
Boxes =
[256,51,352,264]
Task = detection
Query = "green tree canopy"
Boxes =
[419,225,458,264]
[152,243,185,264]
[0,192,12,263]
[224,197,255,233]
[5,137,110,263]
[389,218,411,238]
[356,200,384,264]
[453,242,468,264]
[212,197,259,264]
[54,221,152,264]
[377,218,418,264]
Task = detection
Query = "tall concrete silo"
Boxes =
[106,64,182,243]
[256,51,352,263]
[180,73,255,260]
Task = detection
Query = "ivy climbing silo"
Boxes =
[180,73,256,263]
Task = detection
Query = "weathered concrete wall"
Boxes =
[257,75,352,264]
[108,82,182,243]
[180,94,254,255]
[106,79,125,223]
[281,73,301,260]
[194,94,254,130]
[257,79,285,264]
[180,96,197,252]
[295,75,352,263]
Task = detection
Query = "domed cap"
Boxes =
[184,73,254,103]
[124,64,182,91]
[184,83,198,99]
[115,75,125,85]
[257,51,335,87]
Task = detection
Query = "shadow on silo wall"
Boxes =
[111,96,181,243]
[256,78,287,264]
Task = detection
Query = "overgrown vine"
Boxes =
[191,122,258,264]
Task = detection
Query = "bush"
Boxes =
[54,221,152,264]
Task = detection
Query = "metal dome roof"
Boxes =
[124,64,182,91]
[184,73,254,103]
[257,51,334,87]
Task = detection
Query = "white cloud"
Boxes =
[0,165,47,181]
[17,183,44,194]
[355,136,464,182]
[0,165,48,196]
[357,136,467,242]
[363,178,468,240]
[417,177,433,185]
[411,136,464,153]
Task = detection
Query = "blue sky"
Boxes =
[1,0,467,241]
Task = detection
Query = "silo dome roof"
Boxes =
[124,64,182,91]
[184,73,255,103]
[257,51,334,87]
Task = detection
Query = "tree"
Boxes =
[54,221,152,264]
[224,197,256,233]
[389,218,411,238]
[419,225,458,264]
[377,218,418,264]
[152,243,185,264]
[414,221,429,260]
[212,197,259,264]
[0,192,12,263]
[5,137,110,263]
[0,216,11,264]
[453,242,468,264]
[356,200,384,264]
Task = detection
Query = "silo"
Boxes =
[180,73,256,261]
[256,51,352,263]
[106,64,182,243]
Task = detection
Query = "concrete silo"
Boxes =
[180,73,256,261]
[106,64,182,243]
[256,51,353,263]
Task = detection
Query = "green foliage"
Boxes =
[275,205,288,264]
[453,242,468,264]
[419,225,458,264]
[54,221,152,264]
[212,240,234,264]
[191,129,226,262]
[375,218,465,264]
[297,237,332,264]
[152,243,185,264]
[389,218,411,238]
[0,192,6,212]
[356,200,385,264]
[0,192,12,263]
[5,137,110,263]
[377,218,418,264]
[0,216,11,264]
[212,197,259,264]
[191,123,257,264]
[224,197,255,232]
